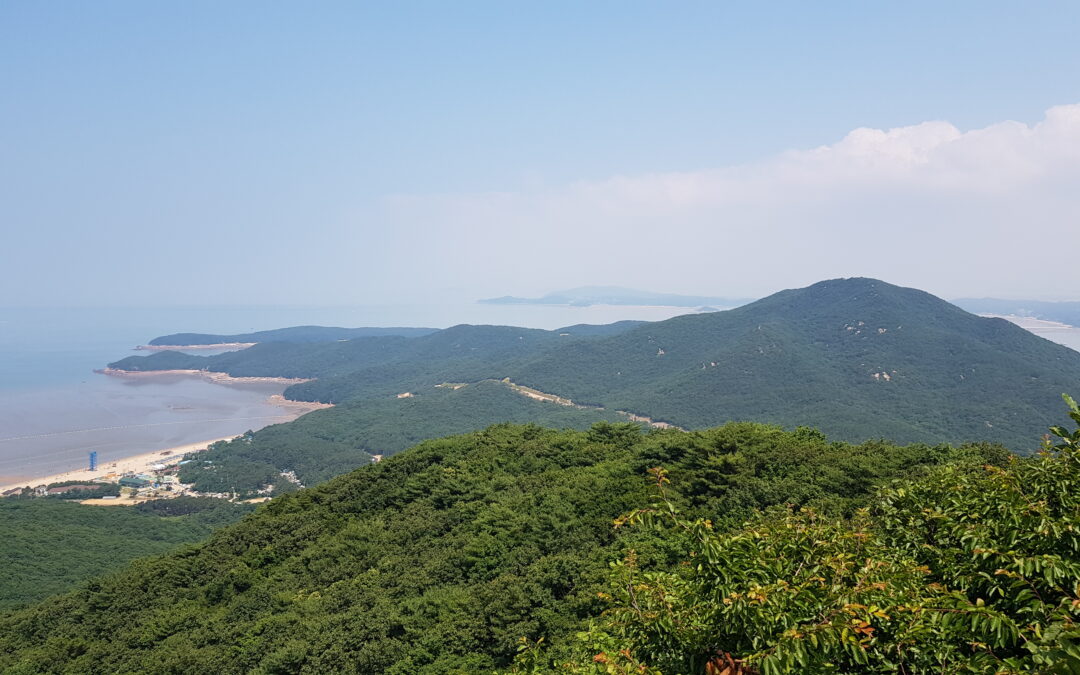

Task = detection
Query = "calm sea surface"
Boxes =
[2,304,1077,484]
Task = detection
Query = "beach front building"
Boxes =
[118,476,151,489]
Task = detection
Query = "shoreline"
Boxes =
[0,388,332,495]
[99,367,311,386]
[136,342,257,351]
[0,436,237,495]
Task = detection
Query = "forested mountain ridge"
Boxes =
[112,325,561,383]
[110,278,1080,451]
[113,322,642,385]
[177,380,629,495]
[512,277,1080,449]
[0,421,1012,673]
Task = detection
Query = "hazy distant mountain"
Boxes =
[953,298,1080,327]
[479,285,749,308]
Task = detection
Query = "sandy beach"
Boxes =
[0,436,236,494]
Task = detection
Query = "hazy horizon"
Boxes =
[3,2,1080,308]
[6,276,1080,311]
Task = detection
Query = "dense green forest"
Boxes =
[0,417,1018,673]
[537,396,1080,674]
[111,279,1080,452]
[178,380,628,496]
[147,326,438,346]
[0,498,251,611]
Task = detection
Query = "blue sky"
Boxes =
[2,1,1079,306]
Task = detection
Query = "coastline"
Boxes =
[0,389,332,495]
[0,436,237,494]
[135,342,257,351]
[99,366,310,386]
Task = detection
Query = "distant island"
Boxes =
[479,285,750,308]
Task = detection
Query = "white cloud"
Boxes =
[379,104,1080,300]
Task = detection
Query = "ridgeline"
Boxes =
[111,278,1080,454]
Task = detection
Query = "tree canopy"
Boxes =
[0,418,1015,673]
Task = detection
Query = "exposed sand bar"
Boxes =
[982,314,1077,330]
[0,436,235,494]
[99,367,311,386]
[100,368,333,414]
[267,394,334,414]
[135,342,257,351]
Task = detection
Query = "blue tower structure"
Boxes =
[89,451,97,471]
